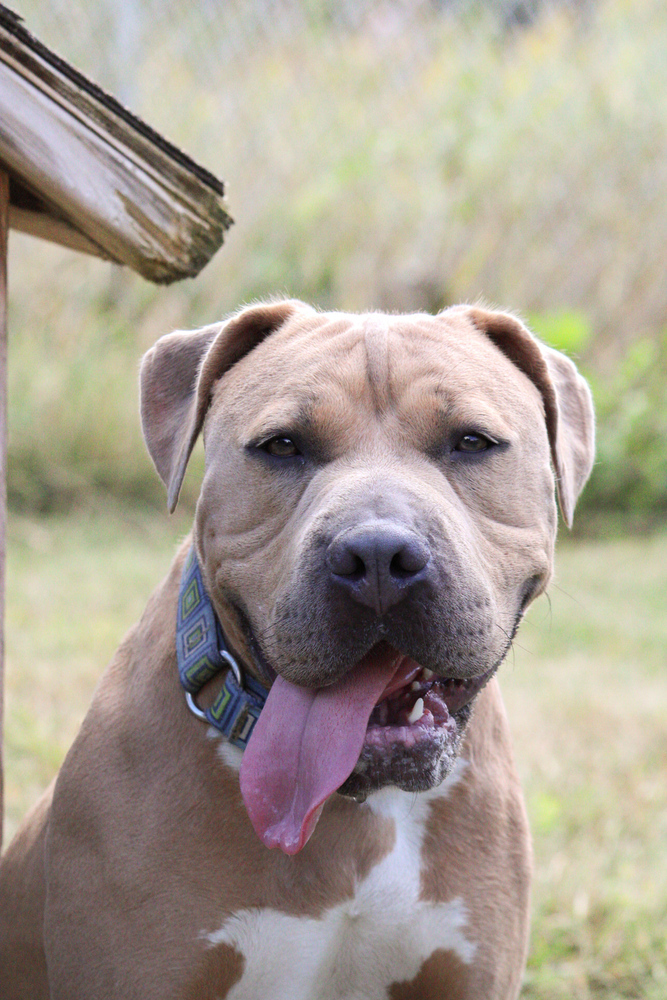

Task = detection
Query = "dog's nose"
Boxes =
[326,522,431,615]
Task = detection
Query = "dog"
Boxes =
[0,301,594,999]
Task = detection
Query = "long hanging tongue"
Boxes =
[239,646,404,855]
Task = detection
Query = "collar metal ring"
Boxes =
[185,690,207,722]
[220,649,244,689]
[185,652,244,723]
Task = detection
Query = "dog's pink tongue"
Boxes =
[239,647,401,855]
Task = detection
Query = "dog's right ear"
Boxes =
[463,306,595,528]
[140,300,308,511]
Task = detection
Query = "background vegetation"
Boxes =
[7,0,667,526]
[3,1,666,997]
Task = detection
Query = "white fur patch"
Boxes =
[210,730,243,773]
[206,758,475,999]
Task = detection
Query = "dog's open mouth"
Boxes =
[239,643,494,856]
[335,654,493,802]
[367,657,491,737]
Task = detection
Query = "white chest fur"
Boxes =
[205,760,476,1000]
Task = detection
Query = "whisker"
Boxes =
[550,582,583,607]
[495,621,533,656]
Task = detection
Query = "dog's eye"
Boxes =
[454,433,495,454]
[262,436,301,458]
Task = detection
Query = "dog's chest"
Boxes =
[205,780,476,1000]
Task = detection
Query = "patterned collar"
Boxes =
[176,548,268,749]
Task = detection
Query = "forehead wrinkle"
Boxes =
[362,318,392,413]
[387,331,541,447]
[243,400,311,442]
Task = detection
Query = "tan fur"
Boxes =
[389,949,471,1000]
[414,683,532,998]
[0,302,594,999]
[0,786,52,997]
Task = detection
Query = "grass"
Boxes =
[502,532,667,998]
[2,508,666,996]
[2,506,190,838]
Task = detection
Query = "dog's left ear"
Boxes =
[464,307,595,527]
[140,299,311,511]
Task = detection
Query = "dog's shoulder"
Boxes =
[0,782,52,998]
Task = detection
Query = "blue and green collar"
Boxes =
[176,548,268,749]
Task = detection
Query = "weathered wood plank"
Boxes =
[0,168,8,846]
[8,205,110,259]
[0,24,232,282]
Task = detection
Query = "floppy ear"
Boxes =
[464,307,595,528]
[140,299,309,512]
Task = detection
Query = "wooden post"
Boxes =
[0,169,8,847]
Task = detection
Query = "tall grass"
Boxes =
[8,0,667,520]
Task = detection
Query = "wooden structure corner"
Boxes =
[0,4,232,844]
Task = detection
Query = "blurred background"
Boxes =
[7,0,667,522]
[4,1,667,997]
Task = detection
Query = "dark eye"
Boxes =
[262,436,301,458]
[454,433,495,454]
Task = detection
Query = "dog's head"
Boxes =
[141,301,594,852]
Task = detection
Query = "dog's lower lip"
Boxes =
[365,714,443,746]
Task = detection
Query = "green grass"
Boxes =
[3,509,666,996]
[504,534,667,998]
[2,506,190,837]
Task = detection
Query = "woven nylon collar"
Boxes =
[176,547,268,749]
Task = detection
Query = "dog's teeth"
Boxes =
[407,698,424,725]
[422,669,434,680]
[410,681,421,691]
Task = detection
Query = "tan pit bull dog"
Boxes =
[0,301,594,999]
